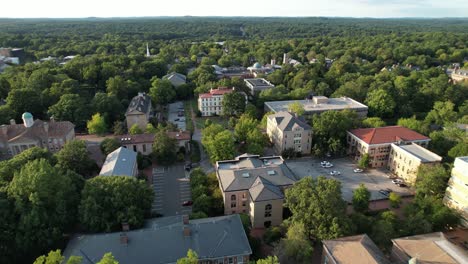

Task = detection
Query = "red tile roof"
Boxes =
[349,126,429,145]
[199,87,233,98]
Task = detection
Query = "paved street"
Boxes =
[151,164,192,216]
[286,157,413,202]
[168,101,186,131]
[189,102,214,173]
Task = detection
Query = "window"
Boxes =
[265,204,272,217]
[142,144,146,152]
[231,194,236,201]
[231,202,236,208]
[264,221,272,228]
[242,201,247,207]
[133,145,137,152]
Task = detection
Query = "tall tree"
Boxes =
[100,138,121,156]
[55,140,97,176]
[234,114,258,143]
[424,101,458,126]
[152,130,177,165]
[87,113,107,136]
[222,92,246,116]
[48,94,89,129]
[287,101,305,116]
[177,249,198,264]
[415,164,449,199]
[149,78,175,105]
[365,88,396,118]
[352,184,370,212]
[362,117,386,128]
[273,222,313,264]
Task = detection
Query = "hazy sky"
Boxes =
[6,0,468,18]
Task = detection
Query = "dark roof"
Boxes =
[249,176,284,202]
[63,215,252,264]
[125,93,151,115]
[0,119,74,144]
[349,126,429,145]
[268,111,311,131]
[323,234,390,264]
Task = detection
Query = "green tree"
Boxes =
[397,116,428,134]
[287,101,305,116]
[365,88,396,117]
[352,184,370,212]
[91,92,123,126]
[246,129,266,155]
[6,88,43,117]
[285,176,351,240]
[389,192,402,208]
[129,124,143,135]
[370,211,400,248]
[222,92,246,116]
[56,140,97,176]
[149,78,175,105]
[97,253,119,264]
[415,164,449,199]
[87,113,107,135]
[0,105,15,125]
[79,176,153,232]
[100,138,121,156]
[145,123,157,133]
[256,256,280,264]
[234,114,258,143]
[106,76,129,99]
[448,142,468,160]
[358,153,370,169]
[202,124,236,162]
[425,101,458,126]
[48,94,89,129]
[0,147,53,182]
[152,130,177,165]
[34,250,83,264]
[177,249,198,264]
[8,159,81,259]
[273,222,313,264]
[362,117,386,128]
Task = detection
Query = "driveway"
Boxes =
[286,157,413,202]
[168,101,186,131]
[188,101,214,174]
[151,164,192,216]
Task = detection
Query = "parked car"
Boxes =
[397,183,408,188]
[379,189,390,196]
[330,170,341,176]
[353,168,363,173]
[182,200,193,206]
[392,179,403,184]
[320,161,328,166]
[174,118,180,121]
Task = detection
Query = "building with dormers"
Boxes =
[216,154,298,228]
[125,93,152,131]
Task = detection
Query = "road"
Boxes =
[189,101,214,173]
[151,164,192,216]
[168,101,186,131]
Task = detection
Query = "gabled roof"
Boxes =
[391,232,468,264]
[0,119,74,144]
[349,126,429,145]
[199,87,234,99]
[125,93,151,115]
[99,147,137,177]
[163,72,187,86]
[323,234,390,264]
[63,214,252,264]
[216,154,297,192]
[249,176,284,202]
[268,111,311,132]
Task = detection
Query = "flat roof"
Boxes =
[394,143,442,163]
[244,78,274,88]
[264,97,368,114]
[323,234,390,264]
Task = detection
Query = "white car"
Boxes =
[321,163,333,168]
[330,170,341,176]
[392,179,403,184]
[353,168,363,173]
[320,161,328,166]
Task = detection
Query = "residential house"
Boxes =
[163,72,187,87]
[347,126,430,168]
[99,147,138,177]
[391,232,468,264]
[63,214,252,264]
[444,156,468,227]
[322,234,390,264]
[266,111,312,155]
[198,87,247,116]
[264,96,368,117]
[244,78,275,96]
[0,112,75,159]
[125,92,152,131]
[216,154,298,228]
[388,143,442,185]
[451,69,468,83]
[117,131,191,155]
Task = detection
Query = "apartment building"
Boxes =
[266,111,312,155]
[198,87,239,116]
[216,154,297,228]
[444,156,468,227]
[244,78,275,95]
[347,126,430,168]
[388,143,442,185]
[125,92,152,131]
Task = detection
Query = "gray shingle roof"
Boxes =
[125,93,151,115]
[216,154,297,192]
[268,111,311,132]
[63,214,252,264]
[163,72,187,87]
[249,176,284,202]
[0,119,74,144]
[99,147,137,177]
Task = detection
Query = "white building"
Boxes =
[443,156,468,227]
[198,87,244,116]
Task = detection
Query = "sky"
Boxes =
[5,0,468,18]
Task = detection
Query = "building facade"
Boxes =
[244,78,275,95]
[198,87,244,116]
[387,143,442,185]
[266,111,312,155]
[216,154,297,228]
[117,131,191,156]
[347,126,430,168]
[125,93,152,131]
[443,156,468,227]
[264,96,368,117]
[0,112,75,159]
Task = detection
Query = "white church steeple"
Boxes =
[146,43,150,57]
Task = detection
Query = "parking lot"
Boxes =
[286,157,413,202]
[168,101,186,130]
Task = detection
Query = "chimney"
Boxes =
[0,125,7,136]
[183,226,191,237]
[43,122,49,133]
[183,215,189,225]
[271,59,276,65]
[120,233,129,244]
[9,119,15,125]
[50,116,55,123]
[122,222,129,232]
